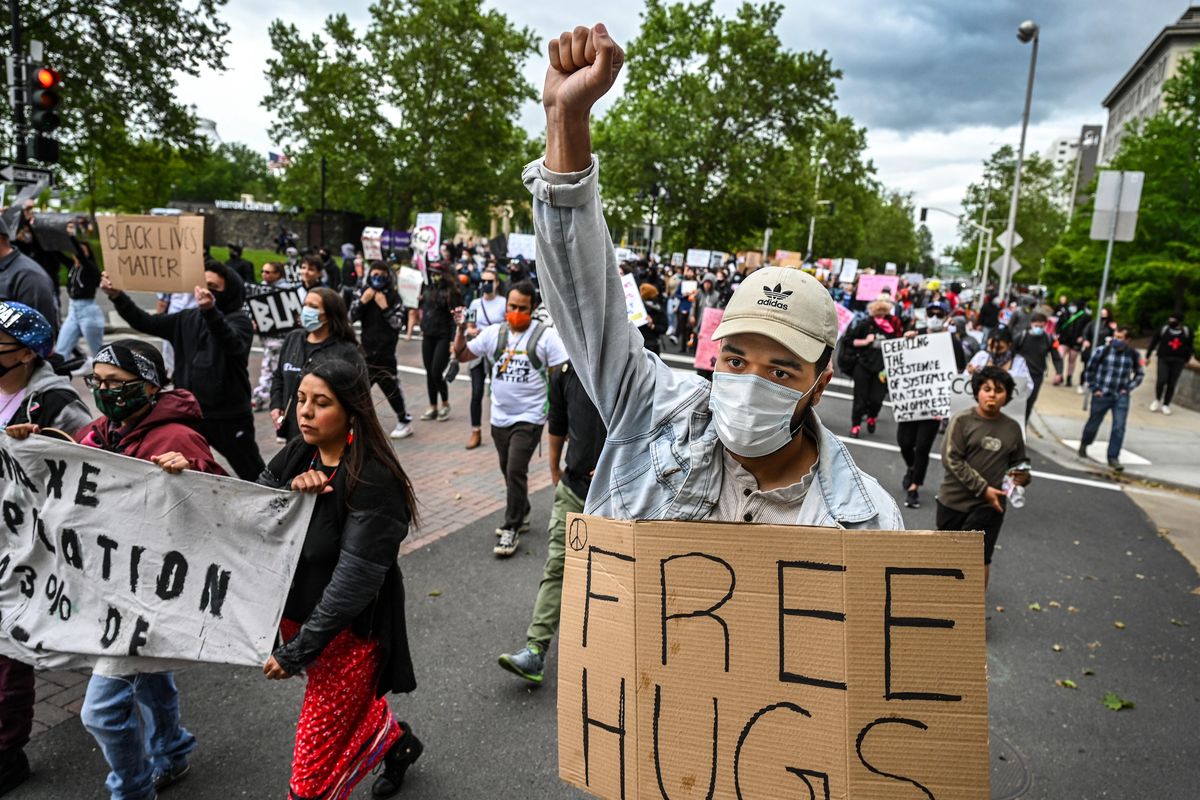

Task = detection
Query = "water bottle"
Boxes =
[1002,476,1025,509]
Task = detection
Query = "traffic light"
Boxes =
[28,66,60,131]
[919,207,928,222]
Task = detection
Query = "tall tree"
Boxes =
[1043,46,1200,329]
[8,1,231,199]
[592,0,839,251]
[263,1,538,233]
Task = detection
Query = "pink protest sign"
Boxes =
[835,303,855,336]
[693,307,725,371]
[855,273,900,300]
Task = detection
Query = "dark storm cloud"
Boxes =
[775,0,1190,131]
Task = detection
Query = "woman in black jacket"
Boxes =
[350,263,411,439]
[848,299,901,437]
[259,358,421,799]
[270,287,365,442]
[417,261,462,421]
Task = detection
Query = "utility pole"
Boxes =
[319,155,327,248]
[806,158,828,261]
[999,21,1040,302]
[9,0,26,164]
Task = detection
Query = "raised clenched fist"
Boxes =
[544,23,624,121]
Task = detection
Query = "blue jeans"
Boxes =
[1081,391,1129,460]
[55,298,106,357]
[80,672,196,800]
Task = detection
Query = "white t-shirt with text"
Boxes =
[467,321,568,427]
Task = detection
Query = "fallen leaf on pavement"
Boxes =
[1082,668,1095,676]
[995,606,1005,613]
[1170,618,1186,627]
[428,590,442,597]
[1113,621,1126,630]
[1087,641,1102,650]
[1052,643,1063,652]
[454,493,462,501]
[1049,600,1062,608]
[1056,679,1078,689]
[1102,691,1134,711]
[1068,606,1079,613]
[1029,602,1043,612]
[1135,573,1145,580]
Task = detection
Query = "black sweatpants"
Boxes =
[469,361,487,428]
[851,363,887,426]
[1157,358,1187,405]
[491,421,543,531]
[366,356,408,421]
[200,414,265,481]
[897,419,940,487]
[422,334,452,405]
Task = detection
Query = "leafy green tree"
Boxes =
[263,1,538,233]
[592,0,839,251]
[1043,46,1200,330]
[173,143,279,203]
[858,189,918,270]
[951,145,1066,286]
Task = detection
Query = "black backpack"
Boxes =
[836,334,859,376]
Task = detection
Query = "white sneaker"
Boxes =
[1149,400,1160,412]
[390,422,413,439]
[1162,405,1172,416]
[494,529,520,557]
[1076,385,1085,395]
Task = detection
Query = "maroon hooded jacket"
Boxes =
[74,389,227,476]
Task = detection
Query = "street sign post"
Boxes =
[0,164,53,186]
[1083,170,1144,410]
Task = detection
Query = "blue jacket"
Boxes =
[523,156,903,529]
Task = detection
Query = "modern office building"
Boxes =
[1101,6,1200,164]
[1045,136,1080,172]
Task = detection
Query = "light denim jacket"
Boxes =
[523,156,904,530]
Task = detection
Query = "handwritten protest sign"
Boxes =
[412,212,442,263]
[508,232,538,261]
[881,332,960,422]
[244,284,305,336]
[0,436,314,670]
[620,273,649,328]
[949,371,1028,435]
[685,249,711,269]
[693,307,724,370]
[361,227,383,260]
[559,516,988,800]
[97,215,206,293]
[397,266,424,308]
[856,273,900,301]
[838,258,859,283]
[835,303,855,337]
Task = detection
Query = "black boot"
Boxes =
[372,724,423,798]
[0,748,31,797]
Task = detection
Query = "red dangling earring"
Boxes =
[347,429,354,446]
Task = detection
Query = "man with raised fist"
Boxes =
[522,24,901,529]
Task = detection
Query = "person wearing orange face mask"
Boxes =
[453,280,568,557]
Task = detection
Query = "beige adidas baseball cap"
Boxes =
[711,266,838,362]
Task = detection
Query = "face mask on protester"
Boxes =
[481,280,495,295]
[989,347,1013,365]
[708,372,816,458]
[93,383,154,424]
[1030,325,1045,335]
[300,307,324,332]
[927,317,946,332]
[1068,305,1077,314]
[368,274,388,290]
[0,345,27,379]
[506,311,532,331]
[1112,339,1127,351]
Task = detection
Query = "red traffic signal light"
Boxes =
[28,63,61,133]
[35,67,59,89]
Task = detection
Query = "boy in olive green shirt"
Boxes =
[937,366,1031,587]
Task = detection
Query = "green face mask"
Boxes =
[93,383,154,424]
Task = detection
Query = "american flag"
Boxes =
[268,151,292,169]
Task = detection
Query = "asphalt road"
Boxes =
[13,360,1200,800]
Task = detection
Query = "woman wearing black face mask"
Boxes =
[417,261,462,421]
[463,270,506,449]
[350,263,412,439]
[967,327,1035,398]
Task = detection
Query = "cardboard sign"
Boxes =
[774,249,803,268]
[856,274,900,301]
[621,273,649,328]
[0,436,314,670]
[412,212,443,260]
[361,227,383,260]
[245,285,305,336]
[508,232,538,261]
[685,249,711,269]
[839,258,859,284]
[693,307,724,370]
[835,303,855,337]
[558,516,988,800]
[397,266,424,308]
[97,215,206,293]
[881,332,960,422]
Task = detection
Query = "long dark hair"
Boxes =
[304,358,418,523]
[310,287,357,345]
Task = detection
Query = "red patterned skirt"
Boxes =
[280,619,403,800]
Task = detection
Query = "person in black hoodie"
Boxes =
[100,260,266,480]
[54,233,104,364]
[350,262,412,440]
[270,287,365,443]
[258,358,420,800]
[225,244,256,284]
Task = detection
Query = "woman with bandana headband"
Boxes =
[6,338,224,799]
[966,327,1035,397]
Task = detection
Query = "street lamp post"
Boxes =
[999,20,1039,303]
[806,157,829,261]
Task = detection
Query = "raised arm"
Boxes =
[526,24,702,437]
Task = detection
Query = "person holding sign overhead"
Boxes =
[101,261,266,480]
[521,23,901,530]
[257,359,421,800]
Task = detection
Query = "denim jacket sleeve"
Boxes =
[523,156,706,440]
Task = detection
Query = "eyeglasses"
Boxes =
[83,375,144,391]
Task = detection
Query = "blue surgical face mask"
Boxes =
[369,274,388,290]
[709,372,817,458]
[1030,326,1045,336]
[1112,339,1127,350]
[300,307,323,332]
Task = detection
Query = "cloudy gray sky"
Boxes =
[176,0,1191,253]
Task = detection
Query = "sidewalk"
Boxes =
[1027,351,1200,492]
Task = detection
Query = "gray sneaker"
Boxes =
[494,528,519,557]
[498,644,545,684]
[153,762,190,792]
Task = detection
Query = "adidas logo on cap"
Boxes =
[757,283,793,310]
